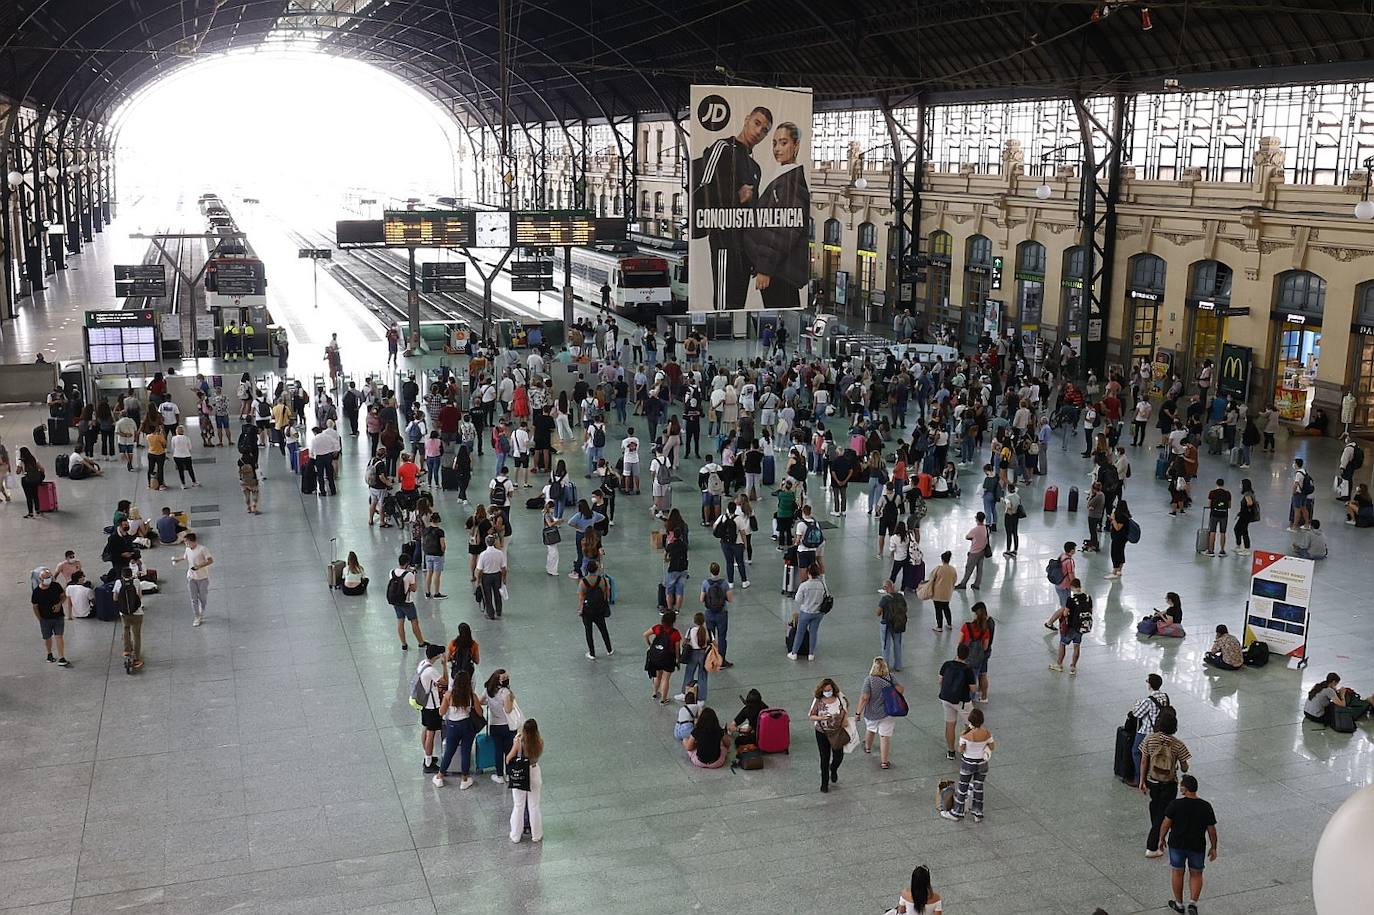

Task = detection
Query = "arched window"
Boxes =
[1190,261,1233,301]
[858,222,877,252]
[671,193,682,215]
[640,190,650,213]
[967,234,991,266]
[653,191,664,213]
[1358,282,1374,325]
[1016,241,1046,275]
[1276,270,1326,317]
[598,192,607,216]
[808,218,815,242]
[1128,253,1167,291]
[1062,246,1084,280]
[823,218,842,246]
[929,230,952,260]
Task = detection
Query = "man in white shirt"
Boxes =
[65,572,95,619]
[475,536,509,620]
[621,429,641,494]
[158,398,180,437]
[311,421,342,496]
[526,350,545,375]
[649,446,672,519]
[511,421,533,488]
[416,643,446,773]
[1132,398,1153,447]
[171,532,214,626]
[66,449,103,479]
[498,372,515,418]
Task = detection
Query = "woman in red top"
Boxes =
[958,602,995,703]
[642,610,682,704]
[396,452,421,501]
[512,384,529,420]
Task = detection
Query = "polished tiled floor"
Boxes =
[2,217,1372,915]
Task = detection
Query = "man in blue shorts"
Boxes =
[386,553,427,651]
[1157,774,1218,915]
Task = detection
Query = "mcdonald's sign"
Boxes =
[1218,343,1251,399]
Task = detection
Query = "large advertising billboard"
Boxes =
[689,85,813,312]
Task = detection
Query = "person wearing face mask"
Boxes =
[31,569,71,667]
[808,677,850,793]
[483,669,518,785]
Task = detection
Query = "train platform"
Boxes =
[0,223,1368,915]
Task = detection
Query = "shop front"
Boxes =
[1125,253,1167,372]
[1182,261,1238,386]
[1346,283,1374,429]
[923,230,955,335]
[1058,246,1083,349]
[962,235,993,351]
[1270,271,1325,423]
[1014,241,1046,348]
[820,218,842,311]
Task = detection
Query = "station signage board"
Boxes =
[511,275,555,292]
[422,277,468,293]
[421,262,467,278]
[86,309,156,327]
[113,264,167,297]
[513,211,596,246]
[383,210,475,247]
[509,260,554,277]
[213,261,262,296]
[298,248,332,260]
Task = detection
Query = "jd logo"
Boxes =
[697,94,731,131]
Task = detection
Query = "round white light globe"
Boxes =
[1354,199,1374,221]
[853,176,868,190]
[1313,785,1374,914]
[44,166,59,179]
[6,170,24,187]
[1035,183,1053,200]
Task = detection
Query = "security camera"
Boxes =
[1164,78,1180,91]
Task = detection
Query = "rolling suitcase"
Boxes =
[441,462,460,491]
[762,455,775,486]
[1195,519,1209,554]
[326,560,345,590]
[301,460,317,494]
[1228,447,1244,468]
[47,417,70,446]
[94,583,119,621]
[756,708,791,754]
[1155,452,1168,480]
[55,454,70,477]
[33,424,46,446]
[1067,486,1079,512]
[657,582,668,611]
[1043,485,1059,512]
[1114,726,1137,783]
[781,561,799,597]
[917,472,934,498]
[901,561,925,593]
[473,731,499,773]
[37,481,57,513]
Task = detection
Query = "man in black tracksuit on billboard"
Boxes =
[744,121,810,311]
[696,106,772,310]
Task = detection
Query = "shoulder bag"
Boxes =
[506,752,532,791]
[817,581,835,615]
[880,676,909,717]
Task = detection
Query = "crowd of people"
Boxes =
[19,307,1371,913]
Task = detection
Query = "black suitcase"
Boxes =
[301,459,317,494]
[524,495,544,509]
[47,417,70,446]
[55,454,70,477]
[94,583,120,622]
[441,463,460,491]
[33,424,46,446]
[1114,726,1136,783]
[1067,485,1080,512]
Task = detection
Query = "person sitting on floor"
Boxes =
[674,682,704,742]
[342,551,369,595]
[67,450,103,479]
[155,507,187,545]
[1303,672,1346,724]
[1145,591,1186,637]
[727,688,768,745]
[1292,519,1329,560]
[1203,624,1245,671]
[1345,483,1374,528]
[681,705,730,769]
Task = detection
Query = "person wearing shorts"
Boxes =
[420,513,447,600]
[388,554,427,650]
[937,643,975,760]
[32,570,71,666]
[664,569,688,605]
[1158,774,1218,915]
[416,643,445,773]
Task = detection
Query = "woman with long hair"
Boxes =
[96,400,116,458]
[433,669,484,789]
[663,416,682,469]
[1304,672,1346,724]
[894,865,943,914]
[16,447,45,517]
[808,676,849,792]
[170,425,199,487]
[0,443,13,502]
[682,705,729,769]
[466,505,492,582]
[77,404,97,457]
[941,706,995,823]
[643,610,681,703]
[342,552,368,595]
[506,719,544,842]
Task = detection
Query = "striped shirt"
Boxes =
[1132,690,1171,734]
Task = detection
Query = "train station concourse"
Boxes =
[3,2,1374,914]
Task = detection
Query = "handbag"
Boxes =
[826,726,848,750]
[1015,503,1027,520]
[704,642,724,672]
[916,579,934,601]
[880,677,909,717]
[982,541,993,558]
[817,582,835,615]
[508,701,526,732]
[541,525,561,545]
[506,754,532,791]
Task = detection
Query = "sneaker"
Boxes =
[490,774,505,784]
[932,627,944,633]
[1218,551,1227,557]
[459,778,474,790]
[787,653,798,660]
[432,774,444,786]
[432,593,448,600]
[1205,550,1215,556]
[606,648,614,655]
[972,814,983,822]
[57,657,71,668]
[1049,664,1063,672]
[673,693,686,702]
[424,593,431,599]
[1168,902,1185,913]
[1186,905,1198,915]
[945,750,956,761]
[741,580,751,589]
[585,652,596,660]
[46,653,55,663]
[401,643,409,651]
[1104,573,1120,580]
[807,654,815,661]
[423,761,439,774]
[192,618,203,627]
[1147,849,1166,859]
[720,660,734,668]
[1069,666,1077,675]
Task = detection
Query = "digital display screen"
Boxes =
[337,220,384,246]
[514,211,596,246]
[1251,579,1288,601]
[1272,602,1307,625]
[383,211,475,247]
[421,262,466,277]
[213,261,263,296]
[87,325,157,364]
[475,211,513,248]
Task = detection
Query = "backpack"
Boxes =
[386,570,408,606]
[449,643,475,678]
[581,576,609,618]
[367,460,385,489]
[880,495,899,526]
[1046,557,1066,585]
[547,478,564,503]
[1299,471,1315,497]
[647,625,674,666]
[703,578,728,611]
[593,426,606,448]
[884,593,908,634]
[422,527,443,556]
[1126,519,1141,544]
[497,432,511,453]
[801,520,824,549]
[964,625,989,669]
[408,661,434,710]
[1244,640,1270,667]
[714,515,737,542]
[237,427,256,454]
[1352,445,1365,471]
[705,470,724,496]
[655,460,671,485]
[490,477,508,505]
[1068,595,1093,633]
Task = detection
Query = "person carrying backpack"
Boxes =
[650,446,673,520]
[1044,579,1092,674]
[386,553,428,651]
[489,469,514,531]
[959,602,995,702]
[699,563,734,670]
[699,455,725,526]
[876,579,908,672]
[643,609,681,702]
[1290,457,1314,530]
[793,504,825,571]
[578,561,614,659]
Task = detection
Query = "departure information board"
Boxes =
[514,211,596,246]
[86,325,157,364]
[383,210,475,247]
[213,261,263,296]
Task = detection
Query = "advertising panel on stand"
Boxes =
[689,84,813,312]
[1245,550,1315,663]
